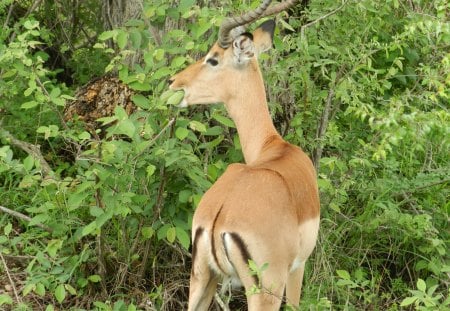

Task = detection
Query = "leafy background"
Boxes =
[0,0,449,310]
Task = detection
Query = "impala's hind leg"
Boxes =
[188,228,219,311]
[285,261,305,308]
[188,267,219,311]
[245,268,287,311]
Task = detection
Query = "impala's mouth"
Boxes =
[178,96,188,108]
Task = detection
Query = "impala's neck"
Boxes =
[224,63,280,164]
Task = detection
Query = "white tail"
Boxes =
[168,2,319,310]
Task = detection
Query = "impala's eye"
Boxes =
[206,58,219,66]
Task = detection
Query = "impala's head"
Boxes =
[168,0,297,107]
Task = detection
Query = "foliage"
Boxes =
[0,0,449,310]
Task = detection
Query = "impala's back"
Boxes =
[168,1,320,310]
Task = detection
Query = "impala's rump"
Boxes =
[190,141,319,292]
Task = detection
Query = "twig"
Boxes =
[3,1,14,29]
[214,293,230,311]
[0,251,21,304]
[137,119,176,281]
[300,0,348,40]
[34,77,69,130]
[0,205,53,233]
[132,117,176,160]
[312,87,335,170]
[0,128,53,177]
[413,178,450,191]
[312,65,346,170]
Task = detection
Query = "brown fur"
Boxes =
[169,21,320,311]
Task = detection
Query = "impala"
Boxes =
[168,1,320,310]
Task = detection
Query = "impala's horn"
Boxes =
[217,0,299,49]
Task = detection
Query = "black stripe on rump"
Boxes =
[211,205,225,273]
[226,232,258,285]
[191,227,204,275]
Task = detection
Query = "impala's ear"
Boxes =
[231,20,275,65]
[252,19,275,55]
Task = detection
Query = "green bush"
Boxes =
[0,0,448,310]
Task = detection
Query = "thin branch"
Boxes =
[312,65,346,170]
[413,178,450,191]
[34,77,68,130]
[137,119,176,282]
[0,128,53,177]
[0,251,21,304]
[300,0,348,40]
[3,1,14,29]
[0,205,53,233]
[132,117,176,160]
[214,293,230,311]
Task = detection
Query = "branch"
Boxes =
[132,117,176,160]
[312,65,346,170]
[0,128,53,177]
[0,205,53,233]
[0,251,21,305]
[300,0,348,40]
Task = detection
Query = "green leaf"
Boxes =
[45,305,55,311]
[88,275,102,283]
[22,283,35,296]
[171,56,186,68]
[98,30,117,41]
[279,19,295,32]
[176,227,190,250]
[65,284,77,295]
[130,30,142,49]
[0,294,13,306]
[336,279,356,287]
[23,155,34,171]
[146,164,156,177]
[336,269,351,280]
[132,94,150,109]
[23,87,35,97]
[49,87,61,99]
[204,126,223,136]
[212,114,235,128]
[67,192,89,211]
[54,284,66,303]
[166,91,184,106]
[160,89,174,102]
[417,278,426,292]
[93,301,109,308]
[78,131,91,140]
[142,226,154,240]
[166,227,176,243]
[21,101,39,109]
[153,48,165,61]
[178,189,191,203]
[189,120,206,133]
[4,223,12,236]
[24,20,39,30]
[127,304,137,311]
[35,282,46,297]
[128,81,151,91]
[46,239,63,258]
[400,296,417,306]
[82,221,97,237]
[115,119,136,138]
[175,127,189,140]
[152,67,172,80]
[179,0,195,12]
[29,214,49,226]
[117,30,128,49]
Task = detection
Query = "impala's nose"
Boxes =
[168,78,174,86]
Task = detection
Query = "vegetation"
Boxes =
[0,0,448,310]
